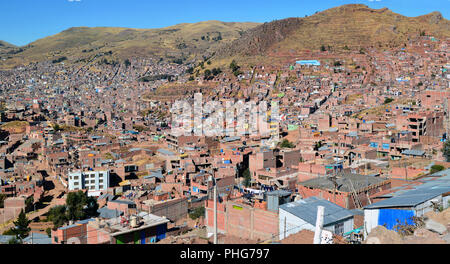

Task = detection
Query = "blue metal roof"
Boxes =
[365,169,450,209]
[23,233,52,244]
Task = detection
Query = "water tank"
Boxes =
[130,215,138,228]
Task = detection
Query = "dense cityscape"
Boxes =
[0,2,449,245]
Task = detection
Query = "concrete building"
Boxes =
[68,170,110,194]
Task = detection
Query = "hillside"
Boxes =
[0,41,19,55]
[212,4,450,67]
[0,20,259,68]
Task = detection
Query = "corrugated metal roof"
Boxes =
[365,169,450,209]
[157,148,175,156]
[280,196,353,226]
[402,149,425,156]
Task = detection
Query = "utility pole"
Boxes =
[213,183,218,245]
[313,206,324,244]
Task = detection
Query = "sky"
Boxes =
[0,0,448,46]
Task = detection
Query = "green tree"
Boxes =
[442,141,450,162]
[13,209,31,240]
[124,59,131,68]
[280,139,295,148]
[66,191,88,221]
[384,98,394,104]
[189,206,205,220]
[46,228,52,238]
[85,196,99,218]
[65,191,99,221]
[430,165,445,174]
[320,45,326,52]
[0,193,6,208]
[204,69,212,80]
[47,205,68,228]
[25,196,34,212]
[242,168,251,187]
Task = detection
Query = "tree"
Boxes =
[430,165,445,174]
[46,227,52,238]
[85,196,99,218]
[47,205,68,228]
[383,98,394,104]
[124,59,131,68]
[13,209,31,240]
[189,206,205,220]
[65,191,99,221]
[0,193,6,208]
[204,69,212,80]
[242,168,251,187]
[442,141,450,162]
[66,191,88,221]
[320,45,326,52]
[230,60,239,72]
[25,196,34,212]
[280,139,295,148]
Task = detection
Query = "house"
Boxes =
[102,212,170,244]
[278,196,354,240]
[297,173,391,209]
[364,169,450,236]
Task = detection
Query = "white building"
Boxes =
[68,170,110,194]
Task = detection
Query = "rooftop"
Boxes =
[299,172,388,193]
[280,196,354,226]
[102,212,169,237]
[365,169,450,209]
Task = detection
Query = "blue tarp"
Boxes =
[378,209,415,230]
[156,223,167,241]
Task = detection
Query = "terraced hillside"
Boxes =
[212,4,450,67]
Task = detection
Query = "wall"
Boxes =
[205,199,278,241]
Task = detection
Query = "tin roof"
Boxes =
[280,196,353,226]
[365,169,450,209]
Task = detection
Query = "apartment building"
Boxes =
[68,170,110,193]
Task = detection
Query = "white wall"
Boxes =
[279,208,354,240]
[363,208,379,237]
[279,209,315,240]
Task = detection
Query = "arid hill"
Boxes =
[0,20,260,69]
[212,4,449,67]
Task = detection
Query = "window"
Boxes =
[335,222,344,235]
[99,185,104,190]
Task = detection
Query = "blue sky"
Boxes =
[1,0,448,46]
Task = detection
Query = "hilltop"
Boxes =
[0,20,260,68]
[211,4,450,67]
[0,41,19,55]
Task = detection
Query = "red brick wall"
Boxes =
[205,200,278,241]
